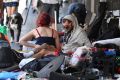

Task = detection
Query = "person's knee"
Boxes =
[40,49,46,53]
[37,49,46,55]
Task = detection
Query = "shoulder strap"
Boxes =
[36,29,41,37]
[52,29,54,37]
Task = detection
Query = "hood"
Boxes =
[62,14,79,32]
[62,14,92,53]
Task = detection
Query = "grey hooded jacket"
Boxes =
[62,14,92,53]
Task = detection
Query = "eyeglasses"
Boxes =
[62,19,72,23]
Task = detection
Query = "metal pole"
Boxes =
[54,10,57,31]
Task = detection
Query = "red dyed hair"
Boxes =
[36,12,51,27]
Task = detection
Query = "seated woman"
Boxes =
[18,12,61,70]
[19,12,61,57]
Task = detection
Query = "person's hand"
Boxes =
[92,42,96,46]
[34,45,42,53]
[44,51,53,56]
[92,41,102,46]
[34,44,41,49]
[34,43,48,53]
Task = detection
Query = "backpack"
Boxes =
[68,3,87,25]
[0,47,15,68]
[87,2,107,41]
[0,47,23,68]
[21,55,56,71]
[97,18,120,40]
[0,33,22,68]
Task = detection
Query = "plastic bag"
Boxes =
[0,25,7,35]
[0,71,27,80]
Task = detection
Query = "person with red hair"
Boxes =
[19,12,61,58]
[36,12,51,27]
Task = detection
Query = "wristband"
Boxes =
[54,49,59,56]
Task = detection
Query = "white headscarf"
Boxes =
[62,14,92,53]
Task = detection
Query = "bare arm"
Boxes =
[54,30,61,51]
[19,30,37,48]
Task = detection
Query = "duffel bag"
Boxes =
[21,55,55,71]
[0,47,23,68]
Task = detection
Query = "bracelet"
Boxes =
[54,49,59,56]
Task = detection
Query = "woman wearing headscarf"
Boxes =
[62,14,91,54]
